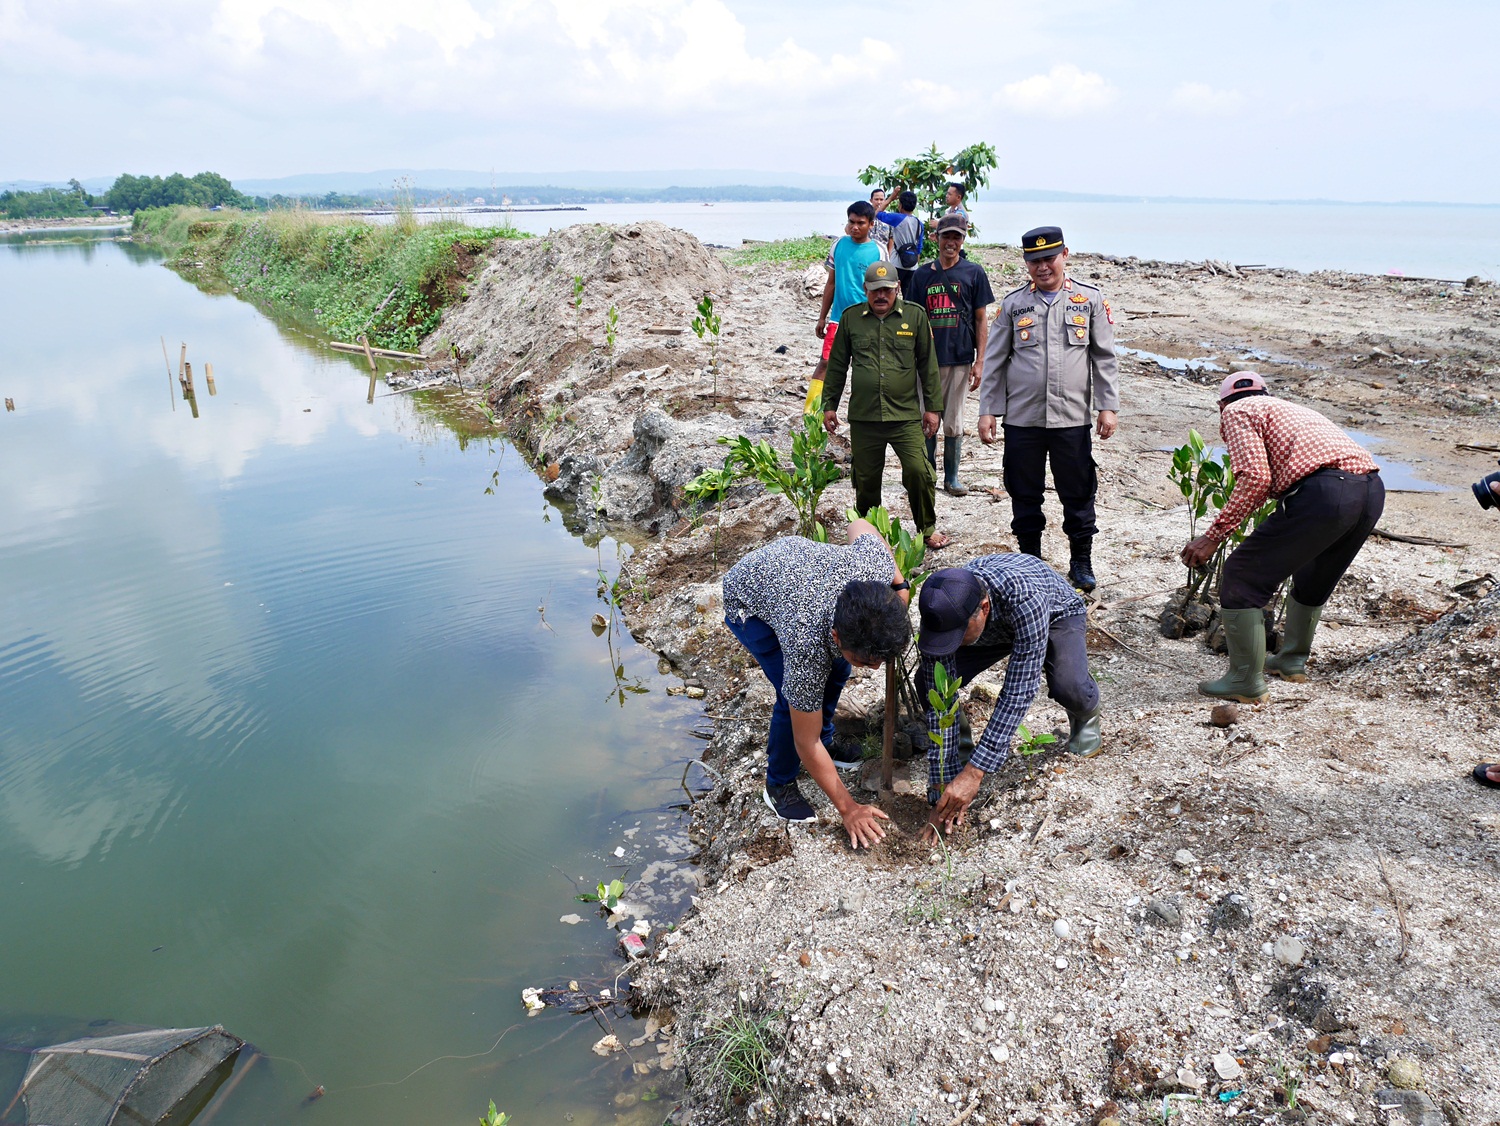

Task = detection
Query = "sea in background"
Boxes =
[476,199,1500,282]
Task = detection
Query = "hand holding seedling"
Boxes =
[1180,535,1216,569]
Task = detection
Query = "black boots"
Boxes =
[1017,533,1042,559]
[1067,538,1096,593]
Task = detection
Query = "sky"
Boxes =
[3,0,1498,204]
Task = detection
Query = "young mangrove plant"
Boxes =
[605,304,619,362]
[479,1101,511,1126]
[1015,722,1058,779]
[1168,429,1278,607]
[844,504,930,717]
[926,658,964,801]
[683,463,739,573]
[690,292,723,398]
[686,412,842,541]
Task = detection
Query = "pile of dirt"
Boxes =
[1343,583,1500,707]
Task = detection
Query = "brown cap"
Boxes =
[863,261,900,289]
[935,213,968,237]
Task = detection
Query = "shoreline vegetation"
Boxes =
[133,204,529,352]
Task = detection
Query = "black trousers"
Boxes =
[1221,468,1385,610]
[1002,424,1097,541]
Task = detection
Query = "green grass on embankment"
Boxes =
[133,206,531,351]
[727,234,832,267]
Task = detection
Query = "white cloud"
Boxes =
[1171,81,1244,115]
[213,0,495,60]
[997,64,1117,117]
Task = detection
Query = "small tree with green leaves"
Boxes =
[1168,429,1278,606]
[686,413,842,540]
[683,463,738,572]
[604,304,619,362]
[926,660,964,801]
[690,292,723,397]
[858,142,998,244]
[1014,723,1058,780]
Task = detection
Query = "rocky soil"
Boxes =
[431,222,1500,1126]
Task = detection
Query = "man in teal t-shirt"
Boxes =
[805,200,887,413]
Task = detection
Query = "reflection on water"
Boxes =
[0,233,701,1123]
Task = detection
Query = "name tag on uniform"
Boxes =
[897,330,914,337]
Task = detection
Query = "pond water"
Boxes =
[0,230,701,1124]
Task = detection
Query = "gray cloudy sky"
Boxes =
[3,0,1496,203]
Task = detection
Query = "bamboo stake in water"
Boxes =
[178,342,187,379]
[205,361,216,395]
[359,334,378,404]
[161,336,176,412]
[182,360,194,396]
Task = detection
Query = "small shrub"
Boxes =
[694,1008,781,1099]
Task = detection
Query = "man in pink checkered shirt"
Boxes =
[1181,373,1383,703]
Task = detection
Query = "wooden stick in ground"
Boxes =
[1376,851,1411,961]
[882,663,895,791]
[205,361,216,395]
[160,336,176,412]
[178,342,187,379]
[182,360,194,395]
[359,334,378,403]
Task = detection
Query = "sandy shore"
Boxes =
[0,215,129,236]
[424,223,1500,1125]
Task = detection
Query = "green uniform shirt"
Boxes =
[822,298,942,423]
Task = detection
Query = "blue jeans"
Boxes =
[725,615,850,788]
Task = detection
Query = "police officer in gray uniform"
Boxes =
[978,226,1120,592]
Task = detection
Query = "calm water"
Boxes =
[475,199,1500,281]
[0,231,700,1124]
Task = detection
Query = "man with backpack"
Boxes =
[883,189,924,291]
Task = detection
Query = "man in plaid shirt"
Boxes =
[915,555,1103,838]
[1181,373,1383,702]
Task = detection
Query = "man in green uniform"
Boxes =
[823,261,948,548]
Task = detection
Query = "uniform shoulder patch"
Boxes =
[1104,301,1115,325]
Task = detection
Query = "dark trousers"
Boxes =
[850,419,937,535]
[1221,468,1385,610]
[917,612,1099,717]
[724,614,849,788]
[1002,424,1097,541]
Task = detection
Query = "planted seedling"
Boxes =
[479,1100,510,1126]
[605,304,619,362]
[926,659,964,799]
[1015,723,1057,779]
[686,413,842,541]
[690,292,723,397]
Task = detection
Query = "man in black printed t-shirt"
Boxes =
[906,213,995,497]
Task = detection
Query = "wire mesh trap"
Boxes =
[4,1025,245,1126]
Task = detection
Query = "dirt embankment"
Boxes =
[433,223,1500,1125]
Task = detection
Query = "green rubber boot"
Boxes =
[1265,596,1323,682]
[1198,607,1269,703]
[943,437,968,496]
[1065,702,1104,758]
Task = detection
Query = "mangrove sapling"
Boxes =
[1167,429,1283,624]
[690,293,723,398]
[926,659,964,801]
[683,463,738,572]
[605,304,619,363]
[844,504,929,717]
[572,274,585,337]
[479,1101,511,1126]
[688,413,842,540]
[1014,723,1057,780]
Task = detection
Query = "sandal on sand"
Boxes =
[1473,763,1500,789]
[924,532,952,550]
